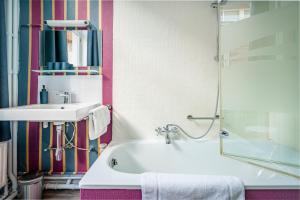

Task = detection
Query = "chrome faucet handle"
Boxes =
[170,127,179,134]
[56,91,70,96]
[162,126,169,132]
[56,91,67,98]
[155,127,163,136]
[56,91,72,104]
[56,91,63,96]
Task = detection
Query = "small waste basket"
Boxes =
[18,172,43,199]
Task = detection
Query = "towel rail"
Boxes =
[105,104,112,110]
[187,115,219,120]
[83,104,111,121]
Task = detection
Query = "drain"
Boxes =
[110,158,118,168]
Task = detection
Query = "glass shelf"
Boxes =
[32,69,100,75]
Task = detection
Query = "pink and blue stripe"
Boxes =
[18,0,113,174]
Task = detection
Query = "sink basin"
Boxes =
[0,103,100,122]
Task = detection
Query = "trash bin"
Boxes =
[18,172,43,199]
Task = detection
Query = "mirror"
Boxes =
[39,30,102,67]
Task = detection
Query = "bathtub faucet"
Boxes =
[155,125,179,144]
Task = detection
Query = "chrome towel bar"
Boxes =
[88,104,112,116]
[106,104,112,110]
[187,115,219,120]
[83,104,111,121]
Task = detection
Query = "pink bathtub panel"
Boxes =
[80,189,300,200]
[245,189,300,200]
[80,189,142,200]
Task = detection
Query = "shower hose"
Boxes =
[165,82,219,140]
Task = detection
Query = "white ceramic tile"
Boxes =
[113,1,219,141]
[38,76,102,104]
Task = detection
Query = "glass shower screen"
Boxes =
[219,1,299,178]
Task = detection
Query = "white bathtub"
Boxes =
[79,139,300,189]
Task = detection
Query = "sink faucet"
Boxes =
[56,91,72,104]
[155,125,178,144]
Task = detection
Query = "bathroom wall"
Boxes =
[17,0,113,173]
[113,1,219,141]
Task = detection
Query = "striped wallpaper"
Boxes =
[18,0,113,174]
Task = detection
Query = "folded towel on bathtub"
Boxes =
[141,172,244,200]
[88,105,110,140]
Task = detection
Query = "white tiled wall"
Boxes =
[113,1,219,141]
[38,76,102,104]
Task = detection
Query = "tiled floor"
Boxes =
[43,189,80,200]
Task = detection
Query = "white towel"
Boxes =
[141,172,244,200]
[88,105,110,140]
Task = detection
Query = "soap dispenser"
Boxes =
[40,85,48,104]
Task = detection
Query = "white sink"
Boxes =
[0,103,100,122]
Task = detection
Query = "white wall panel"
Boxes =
[113,1,219,141]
